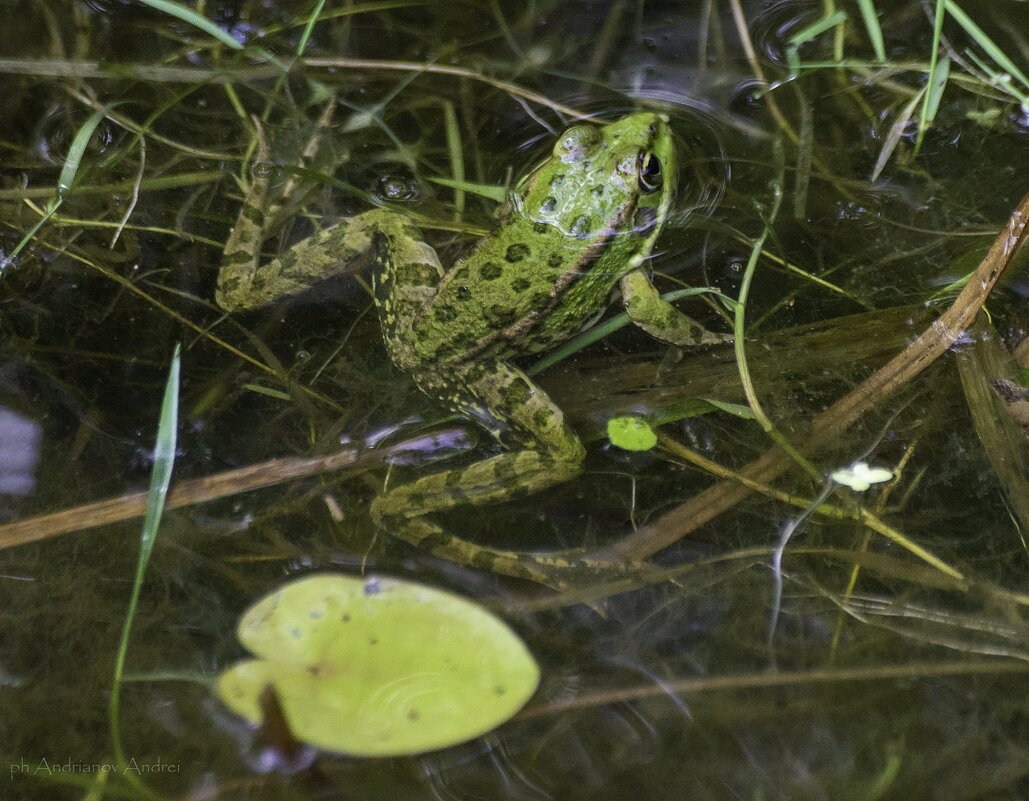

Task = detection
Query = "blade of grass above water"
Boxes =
[136,0,243,50]
[915,0,946,152]
[108,345,180,797]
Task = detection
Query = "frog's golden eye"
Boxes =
[637,152,662,193]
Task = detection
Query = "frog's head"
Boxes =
[517,112,676,244]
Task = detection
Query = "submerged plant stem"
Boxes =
[518,659,1029,719]
[600,192,1029,568]
[733,164,820,481]
[655,433,963,580]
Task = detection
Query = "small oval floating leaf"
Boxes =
[217,574,540,757]
[607,416,658,451]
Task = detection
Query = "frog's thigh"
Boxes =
[217,219,369,311]
[619,269,730,347]
[374,361,585,518]
[371,222,445,349]
[216,209,435,312]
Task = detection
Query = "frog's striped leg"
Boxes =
[216,122,276,312]
[619,269,731,347]
[216,207,441,313]
[370,360,625,586]
[262,99,339,234]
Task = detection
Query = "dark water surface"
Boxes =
[1,1,1028,798]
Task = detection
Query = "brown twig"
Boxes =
[0,431,468,550]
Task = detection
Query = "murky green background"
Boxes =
[1,0,1027,798]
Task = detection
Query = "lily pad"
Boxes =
[216,574,540,757]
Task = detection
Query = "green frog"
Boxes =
[216,112,729,584]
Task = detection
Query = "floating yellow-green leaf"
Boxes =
[607,415,658,451]
[216,574,540,757]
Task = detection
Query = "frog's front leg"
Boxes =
[370,360,605,585]
[619,269,731,346]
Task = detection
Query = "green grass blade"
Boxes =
[786,10,848,47]
[296,0,327,56]
[136,346,180,560]
[5,106,111,266]
[964,50,1029,105]
[136,0,243,50]
[5,205,59,267]
[785,10,847,75]
[871,86,925,181]
[428,176,505,203]
[923,55,951,128]
[526,287,730,376]
[108,344,180,797]
[915,0,946,152]
[732,155,820,481]
[58,106,109,195]
[945,0,1029,92]
[442,100,466,215]
[855,0,886,62]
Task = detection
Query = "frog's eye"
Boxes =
[637,152,662,193]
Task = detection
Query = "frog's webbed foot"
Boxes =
[619,268,732,347]
[369,361,624,586]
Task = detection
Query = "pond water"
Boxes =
[1,1,1028,799]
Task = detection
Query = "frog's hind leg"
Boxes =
[216,196,439,314]
[370,361,614,586]
[217,106,355,312]
[213,103,442,314]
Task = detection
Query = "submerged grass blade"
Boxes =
[108,345,180,794]
[136,0,243,50]
[442,100,466,215]
[871,87,925,181]
[945,0,1029,93]
[964,51,1029,106]
[786,10,849,47]
[733,151,820,481]
[295,0,327,56]
[923,55,951,130]
[6,105,111,266]
[785,10,848,75]
[855,0,886,62]
[428,176,505,203]
[58,106,110,195]
[526,287,731,377]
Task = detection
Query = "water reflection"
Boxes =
[0,407,41,497]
